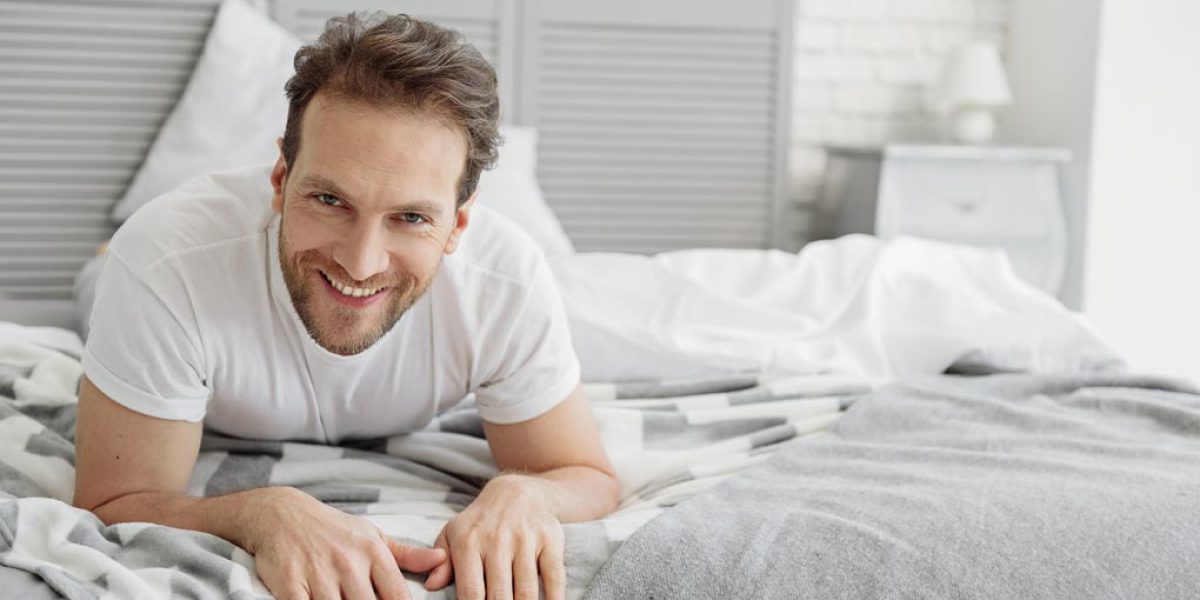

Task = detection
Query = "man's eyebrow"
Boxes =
[298,174,445,215]
[297,174,351,199]
[390,200,444,215]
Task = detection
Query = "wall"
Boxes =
[787,0,1012,249]
[1003,0,1102,310]
[1083,0,1200,379]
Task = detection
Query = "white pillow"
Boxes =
[112,0,575,257]
[112,0,301,222]
[475,127,574,256]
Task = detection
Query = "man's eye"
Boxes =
[397,213,427,225]
[315,193,344,208]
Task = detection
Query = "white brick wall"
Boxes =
[787,0,1011,246]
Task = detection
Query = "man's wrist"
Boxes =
[486,467,619,523]
[487,472,561,514]
[200,485,301,554]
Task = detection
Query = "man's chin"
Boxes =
[307,313,389,356]
[315,336,376,356]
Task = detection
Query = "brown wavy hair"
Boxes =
[282,13,500,206]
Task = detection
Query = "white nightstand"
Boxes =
[820,144,1071,296]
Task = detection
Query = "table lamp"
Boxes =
[928,41,1013,144]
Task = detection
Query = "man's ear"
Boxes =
[443,192,476,255]
[270,142,287,215]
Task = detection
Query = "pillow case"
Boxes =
[111,0,301,222]
[473,127,574,256]
[112,0,574,256]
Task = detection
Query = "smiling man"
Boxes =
[71,13,618,600]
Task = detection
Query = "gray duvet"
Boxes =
[584,374,1200,600]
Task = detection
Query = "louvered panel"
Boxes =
[0,225,112,244]
[523,0,792,254]
[0,122,161,142]
[540,25,775,53]
[553,202,768,217]
[0,241,100,257]
[0,0,219,303]
[0,63,192,87]
[548,189,776,207]
[0,182,128,200]
[273,0,516,121]
[288,9,497,63]
[540,127,769,149]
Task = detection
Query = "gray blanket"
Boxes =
[584,374,1200,599]
[0,334,867,599]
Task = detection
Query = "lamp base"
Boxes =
[949,107,996,144]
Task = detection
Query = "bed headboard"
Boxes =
[0,0,221,307]
[0,0,793,318]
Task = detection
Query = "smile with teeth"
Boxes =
[321,271,385,298]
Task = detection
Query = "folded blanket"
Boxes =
[0,334,869,599]
[584,373,1200,600]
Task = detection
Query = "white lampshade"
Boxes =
[929,41,1013,114]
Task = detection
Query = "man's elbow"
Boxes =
[72,488,110,515]
[595,467,622,515]
[73,491,127,525]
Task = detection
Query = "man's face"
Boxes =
[270,92,473,356]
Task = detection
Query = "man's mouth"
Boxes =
[319,270,387,299]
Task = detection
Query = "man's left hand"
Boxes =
[423,473,566,600]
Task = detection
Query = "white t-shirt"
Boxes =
[82,164,580,444]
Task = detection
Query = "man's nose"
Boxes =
[334,221,390,282]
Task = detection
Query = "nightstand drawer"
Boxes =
[880,161,1060,239]
[821,144,1071,296]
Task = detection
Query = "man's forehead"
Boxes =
[293,92,467,210]
[302,91,465,149]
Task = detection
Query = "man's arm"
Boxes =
[483,383,620,521]
[73,375,443,600]
[424,383,619,600]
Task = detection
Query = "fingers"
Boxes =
[257,564,308,600]
[538,542,567,600]
[513,543,540,600]
[340,565,377,600]
[371,543,413,600]
[449,541,486,600]
[424,531,454,591]
[387,535,447,573]
[310,573,340,600]
[485,549,514,600]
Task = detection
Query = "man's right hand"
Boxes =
[248,486,446,600]
[74,378,447,599]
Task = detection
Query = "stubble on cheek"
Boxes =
[278,232,431,355]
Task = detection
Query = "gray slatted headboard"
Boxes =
[0,0,221,325]
[272,0,520,120]
[0,0,793,326]
[521,0,793,253]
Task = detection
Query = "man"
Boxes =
[71,13,619,600]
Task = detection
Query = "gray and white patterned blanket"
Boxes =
[0,334,873,599]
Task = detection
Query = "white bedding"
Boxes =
[552,234,1121,382]
[62,233,1118,385]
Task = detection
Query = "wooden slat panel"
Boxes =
[527,4,784,254]
[282,6,499,64]
[0,0,220,302]
[273,0,515,120]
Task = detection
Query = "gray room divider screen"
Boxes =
[0,0,793,322]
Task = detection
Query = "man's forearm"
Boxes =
[494,466,620,523]
[88,486,296,554]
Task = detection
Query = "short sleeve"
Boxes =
[81,252,209,422]
[473,260,581,424]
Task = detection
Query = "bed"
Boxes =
[2,1,1199,599]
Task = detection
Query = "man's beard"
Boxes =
[278,223,434,356]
